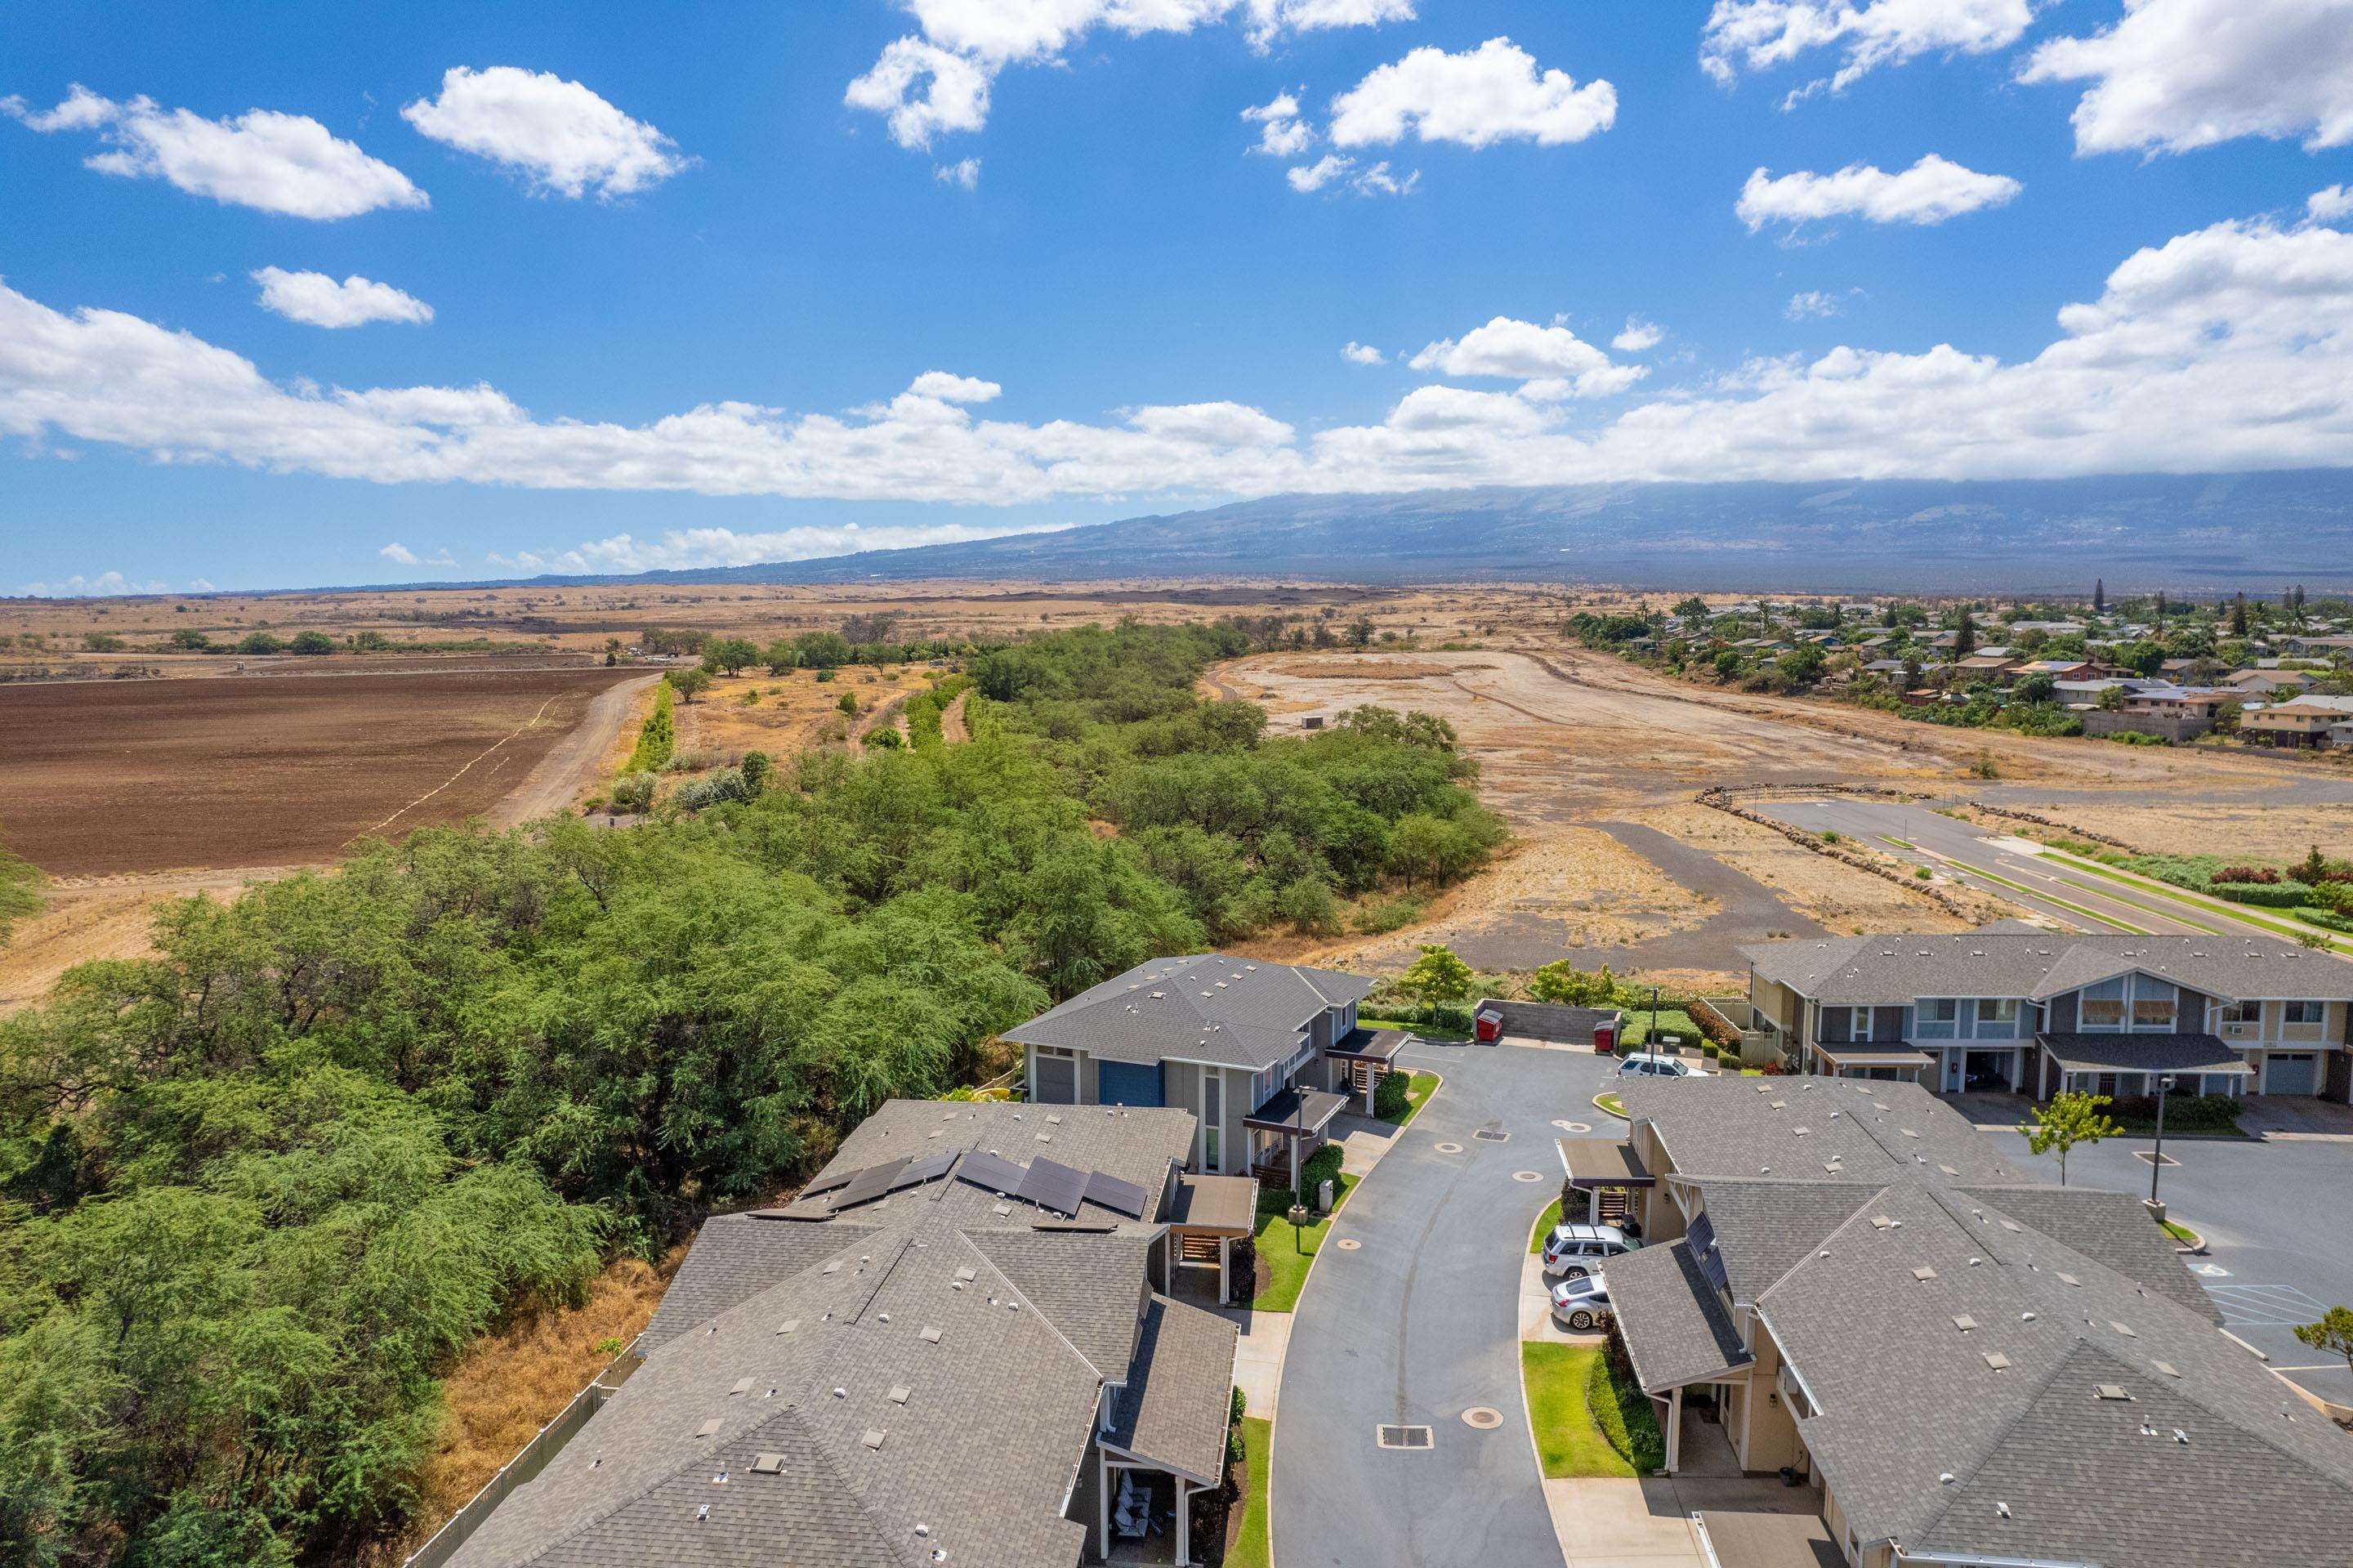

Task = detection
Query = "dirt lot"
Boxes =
[0,667,641,878]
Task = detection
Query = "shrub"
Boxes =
[289,630,336,655]
[608,771,656,813]
[676,767,757,811]
[1373,1070,1411,1119]
[741,750,772,791]
[625,682,676,773]
[1229,1233,1257,1303]
[2215,866,2279,885]
[1299,1144,1343,1203]
[2107,1092,2243,1132]
[1589,1338,1667,1473]
[1352,896,1426,935]
[2296,907,2353,933]
[237,632,284,654]
[867,726,904,750]
[837,692,859,716]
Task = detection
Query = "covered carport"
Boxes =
[1325,1025,1409,1114]
[2034,1032,2255,1101]
[1556,1135,1656,1233]
[1244,1087,1346,1190]
[1810,1043,1933,1083]
[1163,1173,1257,1305]
[1596,1237,1753,1474]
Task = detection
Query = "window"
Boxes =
[1202,1073,1221,1170]
[2080,997,2126,1028]
[1976,999,2020,1034]
[2132,998,2176,1030]
[2284,1001,2324,1025]
[2220,1000,2260,1025]
[1924,999,1958,1022]
[1846,1006,1873,1039]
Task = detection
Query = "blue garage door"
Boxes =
[2266,1053,2320,1096]
[1096,1060,1164,1107]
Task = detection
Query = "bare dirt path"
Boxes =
[488,673,658,829]
[940,690,971,744]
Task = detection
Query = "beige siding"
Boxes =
[1165,1061,1203,1167]
[1224,1067,1253,1175]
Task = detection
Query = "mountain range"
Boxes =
[506,471,2353,594]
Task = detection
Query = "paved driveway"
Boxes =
[1271,1037,1619,1568]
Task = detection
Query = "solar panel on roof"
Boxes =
[831,1155,911,1210]
[957,1150,1027,1196]
[801,1166,857,1197]
[1083,1168,1150,1218]
[1017,1155,1087,1216]
[892,1150,959,1191]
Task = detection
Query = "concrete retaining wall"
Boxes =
[1476,998,1619,1047]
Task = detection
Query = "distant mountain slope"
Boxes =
[533,471,2353,592]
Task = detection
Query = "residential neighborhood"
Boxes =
[421,945,2353,1568]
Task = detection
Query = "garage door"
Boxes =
[2266,1053,2320,1096]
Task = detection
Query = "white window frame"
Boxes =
[2284,1000,2324,1025]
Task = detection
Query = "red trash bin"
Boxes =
[1592,1020,1617,1054]
[1474,1007,1504,1043]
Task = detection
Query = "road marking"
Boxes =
[2131,1150,2181,1167]
[2203,1282,2329,1327]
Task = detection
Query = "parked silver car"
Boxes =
[1615,1052,1699,1079]
[1541,1222,1639,1279]
[1549,1273,1613,1333]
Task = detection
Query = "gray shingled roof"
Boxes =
[1742,928,2353,1006]
[448,1100,1224,1568]
[2037,1033,2255,1076]
[1000,954,1375,1070]
[1103,1296,1240,1485]
[1619,1074,2032,1186]
[1603,1240,1752,1391]
[1684,1182,1874,1304]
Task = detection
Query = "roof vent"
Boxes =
[1871,1216,1893,1231]
[695,1418,724,1438]
[1938,1472,1955,1485]
[1984,1351,2011,1370]
[777,1319,800,1335]
[1913,1267,1937,1282]
[2152,1360,2181,1378]
[1994,1502,2011,1519]
[2110,1320,2138,1338]
[751,1453,787,1475]
[833,1387,847,1399]
[889,1385,912,1405]
[2056,1271,2081,1287]
[730,1377,754,1396]
[1953,1315,1977,1332]
[713,1469,730,1485]
[698,1504,712,1522]
[863,1428,887,1450]
[2094,1384,2133,1401]
[2173,1429,2190,1445]
[921,1326,943,1344]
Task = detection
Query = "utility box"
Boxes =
[1318,1178,1335,1213]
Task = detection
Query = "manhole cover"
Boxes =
[1512,1170,1545,1183]
[1434,1141,1464,1154]
[1377,1424,1434,1450]
[1472,1128,1511,1143]
[1462,1407,1504,1430]
[1336,1238,1362,1251]
[1553,1119,1592,1133]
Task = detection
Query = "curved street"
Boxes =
[1270,1036,1619,1568]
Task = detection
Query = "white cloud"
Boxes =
[11,212,2353,516]
[1611,317,1663,353]
[2314,185,2353,223]
[16,570,167,597]
[188,578,217,592]
[1284,153,1417,196]
[2021,0,2353,156]
[1329,38,1615,149]
[1786,288,1846,319]
[1738,154,2020,230]
[906,370,1002,403]
[1701,0,2032,102]
[934,156,981,189]
[1342,341,1386,365]
[1243,92,1314,157]
[252,267,433,328]
[1408,315,1643,398]
[847,0,1409,150]
[377,542,453,568]
[400,66,688,199]
[2,84,425,218]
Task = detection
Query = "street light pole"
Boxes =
[2149,1074,2174,1206]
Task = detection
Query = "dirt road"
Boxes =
[488,674,659,828]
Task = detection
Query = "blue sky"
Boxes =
[5,0,2352,593]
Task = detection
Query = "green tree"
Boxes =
[837,691,859,716]
[1529,959,1615,1007]
[1952,610,1977,662]
[2296,845,2332,886]
[626,681,675,771]
[703,637,759,674]
[288,629,336,654]
[1672,596,1709,619]
[2026,1091,2122,1186]
[667,666,712,703]
[167,628,212,651]
[2293,1307,2353,1382]
[741,750,773,791]
[1398,944,1473,1009]
[793,630,855,669]
[763,640,803,674]
[237,632,284,654]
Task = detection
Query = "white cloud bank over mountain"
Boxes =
[7,210,2353,571]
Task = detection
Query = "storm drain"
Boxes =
[1377,1424,1435,1450]
[1472,1128,1511,1143]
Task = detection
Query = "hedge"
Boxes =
[2107,1093,2244,1132]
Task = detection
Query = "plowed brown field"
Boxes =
[0,668,640,876]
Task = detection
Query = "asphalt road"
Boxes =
[1270,1038,1619,1568]
[1754,798,2223,936]
[1972,1111,2353,1407]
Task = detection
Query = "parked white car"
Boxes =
[1549,1273,1614,1332]
[1541,1222,1640,1279]
[1616,1052,1699,1079]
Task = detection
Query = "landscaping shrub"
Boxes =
[1300,1143,1343,1203]
[607,771,656,814]
[1228,1234,1257,1304]
[1228,1386,1248,1465]
[1589,1338,1667,1472]
[625,681,676,773]
[2297,908,2353,933]
[2107,1092,2243,1132]
[1373,1070,1411,1120]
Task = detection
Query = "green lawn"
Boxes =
[1249,1169,1359,1312]
[1361,1015,1473,1042]
[2160,1220,2201,1246]
[1618,1009,1702,1049]
[1226,1415,1273,1568]
[1595,1092,1627,1119]
[1380,1070,1437,1127]
[1521,1343,1666,1478]
[1529,1197,1561,1254]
